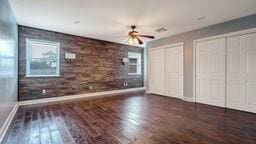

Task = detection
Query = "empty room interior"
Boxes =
[1,0,256,143]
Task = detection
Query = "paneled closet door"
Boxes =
[227,33,256,113]
[165,45,183,99]
[196,38,226,107]
[149,48,165,95]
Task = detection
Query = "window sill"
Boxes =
[25,75,61,78]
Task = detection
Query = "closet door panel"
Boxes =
[149,49,165,95]
[196,38,226,107]
[165,45,183,99]
[227,33,256,113]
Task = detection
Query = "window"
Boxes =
[128,52,141,75]
[26,39,60,77]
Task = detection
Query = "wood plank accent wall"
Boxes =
[18,26,144,101]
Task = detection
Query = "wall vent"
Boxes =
[155,28,167,33]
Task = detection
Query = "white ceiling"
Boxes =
[9,0,256,46]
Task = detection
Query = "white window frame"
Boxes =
[128,52,141,75]
[26,38,60,77]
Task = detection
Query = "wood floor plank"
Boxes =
[29,106,40,144]
[50,104,75,144]
[57,105,88,144]
[3,92,256,144]
[39,105,53,144]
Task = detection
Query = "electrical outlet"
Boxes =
[123,82,128,87]
[42,89,46,94]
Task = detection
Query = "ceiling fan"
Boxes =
[127,25,155,45]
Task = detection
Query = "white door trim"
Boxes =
[148,43,184,100]
[193,27,256,105]
[149,43,184,50]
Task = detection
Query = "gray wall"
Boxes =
[0,0,18,138]
[147,14,256,99]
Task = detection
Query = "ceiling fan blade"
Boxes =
[139,35,155,39]
[137,37,144,45]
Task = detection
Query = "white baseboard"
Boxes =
[0,103,19,143]
[183,97,195,102]
[19,87,146,106]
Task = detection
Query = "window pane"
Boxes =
[129,65,137,74]
[29,58,57,75]
[128,52,141,75]
[30,43,57,59]
[27,39,59,76]
[129,58,137,64]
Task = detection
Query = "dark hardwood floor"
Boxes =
[2,92,256,144]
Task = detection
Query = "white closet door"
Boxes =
[149,48,165,95]
[165,45,183,99]
[196,38,226,107]
[227,33,256,113]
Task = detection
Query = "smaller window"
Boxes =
[128,52,141,75]
[26,39,60,77]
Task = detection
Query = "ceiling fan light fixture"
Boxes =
[128,37,139,45]
[133,38,139,45]
[127,25,155,45]
[128,37,134,45]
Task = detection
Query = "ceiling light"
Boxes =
[128,37,139,45]
[133,38,139,45]
[128,38,134,45]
